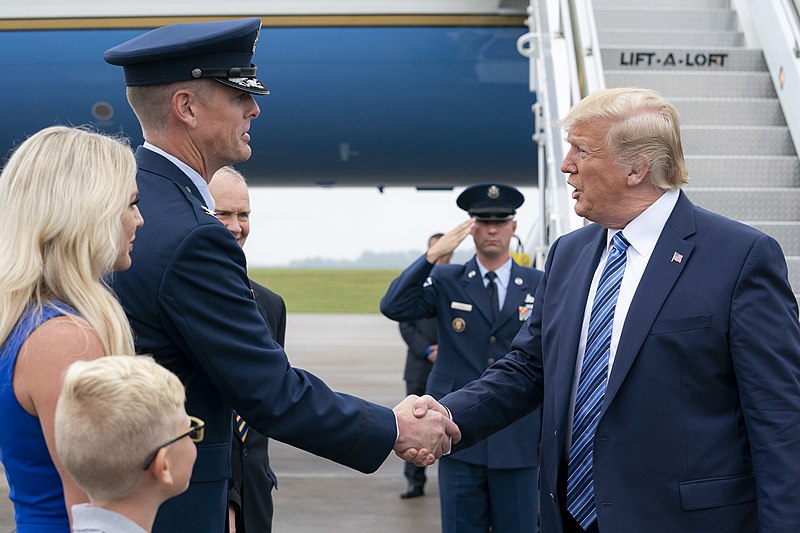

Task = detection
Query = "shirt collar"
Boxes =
[142,142,215,210]
[610,188,680,260]
[476,256,513,289]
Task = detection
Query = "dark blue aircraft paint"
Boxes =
[0,26,537,187]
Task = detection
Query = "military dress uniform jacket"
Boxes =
[112,148,396,532]
[228,280,285,533]
[381,255,543,469]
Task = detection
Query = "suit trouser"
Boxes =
[403,380,428,487]
[438,456,539,533]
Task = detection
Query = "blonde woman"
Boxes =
[0,125,143,532]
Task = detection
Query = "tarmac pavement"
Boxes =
[0,313,442,532]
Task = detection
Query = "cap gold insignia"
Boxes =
[468,270,477,278]
[487,185,500,199]
[452,317,466,333]
[514,277,523,286]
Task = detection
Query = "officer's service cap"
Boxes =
[104,18,269,95]
[457,183,524,221]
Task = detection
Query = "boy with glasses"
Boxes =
[55,356,201,533]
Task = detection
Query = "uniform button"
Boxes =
[487,357,495,365]
[489,336,496,343]
[242,449,249,457]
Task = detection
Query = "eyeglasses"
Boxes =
[142,415,205,470]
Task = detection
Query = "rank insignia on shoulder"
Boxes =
[202,206,217,218]
[452,317,466,333]
[518,305,532,321]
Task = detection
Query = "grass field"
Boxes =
[249,269,402,313]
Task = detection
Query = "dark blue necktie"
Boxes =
[567,232,630,529]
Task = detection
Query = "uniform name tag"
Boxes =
[450,301,473,312]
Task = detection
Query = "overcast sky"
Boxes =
[244,185,542,267]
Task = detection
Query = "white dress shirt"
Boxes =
[142,142,215,210]
[477,256,513,312]
[566,188,680,447]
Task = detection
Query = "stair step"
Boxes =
[686,156,800,187]
[681,126,794,156]
[751,225,800,256]
[605,70,776,98]
[594,9,737,32]
[672,98,785,126]
[785,256,800,290]
[601,46,766,71]
[684,188,800,221]
[594,0,730,8]
[598,30,744,47]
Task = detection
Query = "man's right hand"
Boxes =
[426,219,475,264]
[392,395,461,466]
[426,344,438,363]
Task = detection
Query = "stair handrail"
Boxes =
[787,0,800,57]
[517,0,571,267]
[569,0,606,97]
[517,0,605,266]
[746,0,800,158]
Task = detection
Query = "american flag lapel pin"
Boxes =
[671,252,683,264]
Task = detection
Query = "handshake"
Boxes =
[392,395,461,467]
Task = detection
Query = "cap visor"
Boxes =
[214,77,270,95]
[471,213,515,221]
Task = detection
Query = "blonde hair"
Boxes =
[127,79,214,136]
[0,125,135,355]
[559,87,689,188]
[55,355,186,502]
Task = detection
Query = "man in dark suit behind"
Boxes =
[210,166,284,533]
[104,18,458,533]
[398,233,452,500]
[414,87,800,532]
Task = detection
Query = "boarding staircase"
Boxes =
[592,0,800,294]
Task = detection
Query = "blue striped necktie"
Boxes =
[567,232,630,530]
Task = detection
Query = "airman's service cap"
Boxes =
[104,18,269,95]
[457,183,524,221]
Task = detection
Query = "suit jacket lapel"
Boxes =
[603,192,697,409]
[553,228,608,434]
[135,146,207,207]
[491,261,528,332]
[462,257,494,323]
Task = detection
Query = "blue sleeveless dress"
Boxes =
[0,303,71,532]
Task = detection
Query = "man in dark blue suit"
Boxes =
[414,88,800,532]
[398,232,451,500]
[382,183,544,532]
[209,166,283,533]
[104,18,458,533]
